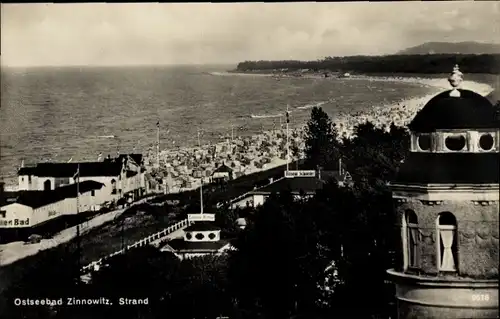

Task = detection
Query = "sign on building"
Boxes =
[284,170,316,178]
[188,214,215,222]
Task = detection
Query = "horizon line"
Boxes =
[0,63,238,69]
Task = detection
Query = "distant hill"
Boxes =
[397,42,500,55]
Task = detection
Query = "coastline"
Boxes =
[143,73,492,194]
[210,71,493,132]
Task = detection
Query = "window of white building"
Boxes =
[403,210,419,269]
[417,134,431,151]
[478,133,495,151]
[437,212,458,272]
[444,135,466,151]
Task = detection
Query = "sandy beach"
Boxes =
[147,74,493,189]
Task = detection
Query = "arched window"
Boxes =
[403,210,419,269]
[437,212,458,272]
[43,179,51,191]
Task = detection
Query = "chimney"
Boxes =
[339,158,342,175]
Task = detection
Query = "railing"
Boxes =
[81,218,192,273]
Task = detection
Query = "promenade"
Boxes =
[0,196,155,267]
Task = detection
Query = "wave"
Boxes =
[96,135,116,139]
[296,101,328,110]
[250,113,284,119]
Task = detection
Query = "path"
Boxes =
[0,196,155,267]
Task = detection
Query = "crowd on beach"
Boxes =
[145,128,305,193]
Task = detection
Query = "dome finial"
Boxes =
[448,64,463,97]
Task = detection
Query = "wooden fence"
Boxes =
[81,218,192,273]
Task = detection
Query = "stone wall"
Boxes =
[395,199,499,278]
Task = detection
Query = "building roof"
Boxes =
[126,171,139,178]
[236,217,247,226]
[18,161,123,178]
[394,152,499,185]
[115,153,143,166]
[8,181,104,209]
[213,163,233,175]
[320,170,351,183]
[250,176,325,195]
[184,222,221,232]
[166,238,229,253]
[486,91,499,105]
[18,166,37,176]
[408,89,500,132]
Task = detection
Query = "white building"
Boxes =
[211,162,234,184]
[0,181,106,242]
[17,154,146,201]
[230,168,352,209]
[160,214,233,260]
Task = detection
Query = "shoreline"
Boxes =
[143,74,491,194]
[209,71,493,132]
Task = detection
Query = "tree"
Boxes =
[304,107,341,170]
[173,255,235,319]
[236,54,500,74]
[0,246,81,319]
[290,141,300,170]
[341,121,409,186]
[228,191,333,319]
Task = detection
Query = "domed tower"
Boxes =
[387,65,499,319]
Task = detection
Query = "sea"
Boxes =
[1,64,440,186]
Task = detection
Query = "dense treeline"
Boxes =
[236,54,500,74]
[1,107,409,319]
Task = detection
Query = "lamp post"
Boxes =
[114,213,125,252]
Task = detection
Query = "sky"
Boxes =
[1,2,499,67]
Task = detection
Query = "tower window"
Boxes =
[185,232,192,240]
[479,134,494,151]
[208,233,216,240]
[417,135,431,151]
[444,135,466,151]
[403,210,420,269]
[437,212,458,272]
